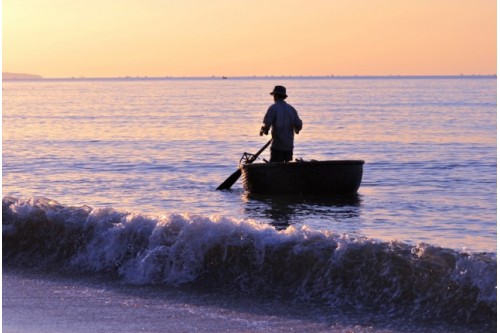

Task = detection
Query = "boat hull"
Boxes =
[240,160,364,195]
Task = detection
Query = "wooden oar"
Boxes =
[216,139,272,190]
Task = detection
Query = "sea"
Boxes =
[2,76,497,332]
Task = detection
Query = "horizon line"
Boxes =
[2,73,497,81]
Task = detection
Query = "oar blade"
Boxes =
[216,139,272,191]
[216,169,242,190]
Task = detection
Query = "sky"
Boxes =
[2,0,497,78]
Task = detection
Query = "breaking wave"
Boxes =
[3,196,496,324]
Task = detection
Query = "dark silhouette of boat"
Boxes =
[240,160,364,195]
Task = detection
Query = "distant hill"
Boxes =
[3,72,43,80]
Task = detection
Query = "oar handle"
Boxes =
[247,139,272,164]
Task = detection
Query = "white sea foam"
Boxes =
[3,196,496,324]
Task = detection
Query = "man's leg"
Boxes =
[270,148,293,162]
[283,150,293,162]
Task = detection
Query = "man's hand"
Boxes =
[260,126,269,136]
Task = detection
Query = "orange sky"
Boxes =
[3,0,497,78]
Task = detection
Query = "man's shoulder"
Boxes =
[272,101,291,107]
[267,103,280,110]
[282,101,297,111]
[268,100,295,111]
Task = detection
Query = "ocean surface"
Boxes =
[3,77,497,332]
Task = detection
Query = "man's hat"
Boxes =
[270,85,288,98]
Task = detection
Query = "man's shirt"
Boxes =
[263,100,303,151]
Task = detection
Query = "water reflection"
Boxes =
[242,193,361,230]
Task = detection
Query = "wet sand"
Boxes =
[2,268,487,333]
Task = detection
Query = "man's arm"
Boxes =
[260,106,275,136]
[293,108,303,134]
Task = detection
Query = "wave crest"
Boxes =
[3,196,496,324]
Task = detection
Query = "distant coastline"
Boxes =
[2,72,496,81]
[3,72,43,80]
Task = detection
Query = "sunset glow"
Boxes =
[3,0,497,78]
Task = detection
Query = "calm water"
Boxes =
[3,77,496,252]
[3,77,497,332]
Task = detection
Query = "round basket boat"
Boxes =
[240,160,364,195]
